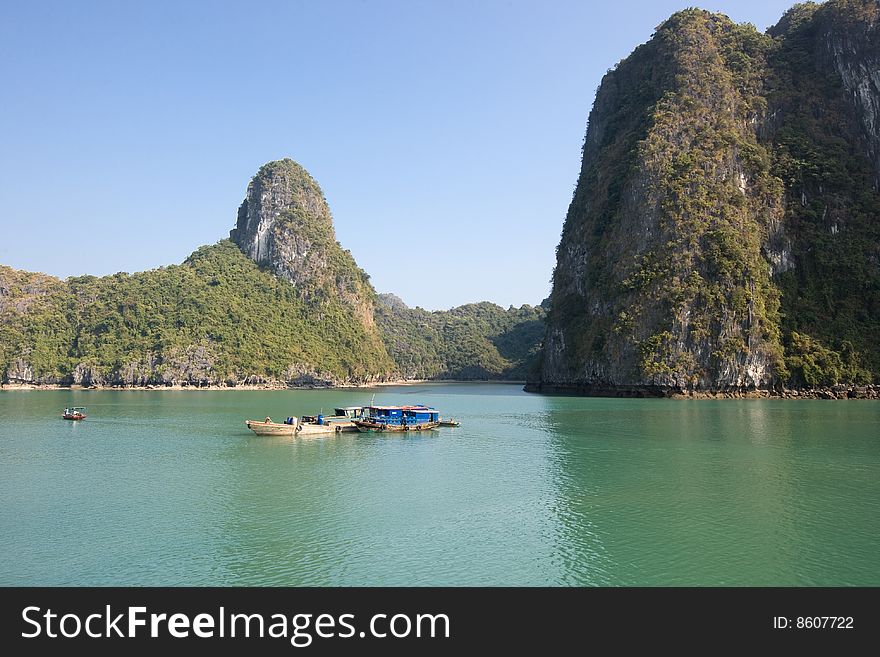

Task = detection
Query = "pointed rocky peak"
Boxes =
[229,158,381,333]
[229,158,337,282]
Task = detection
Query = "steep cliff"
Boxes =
[765,0,880,386]
[531,1,880,394]
[534,9,785,394]
[230,159,379,328]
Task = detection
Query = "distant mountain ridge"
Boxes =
[375,293,545,380]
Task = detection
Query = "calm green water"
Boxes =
[0,383,878,586]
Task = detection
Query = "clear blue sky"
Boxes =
[1,0,800,310]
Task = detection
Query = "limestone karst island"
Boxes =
[1,158,545,389]
[2,1,879,399]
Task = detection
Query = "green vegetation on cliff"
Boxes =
[0,268,74,383]
[767,0,880,382]
[537,0,880,392]
[1,245,546,386]
[1,241,394,385]
[624,11,786,383]
[546,10,786,389]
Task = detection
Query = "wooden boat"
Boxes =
[62,407,87,421]
[246,416,297,436]
[438,419,460,427]
[353,405,440,433]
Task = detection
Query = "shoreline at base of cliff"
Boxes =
[523,382,880,400]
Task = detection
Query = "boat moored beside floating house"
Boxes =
[245,416,299,436]
[353,405,440,433]
[246,408,363,436]
[296,407,362,435]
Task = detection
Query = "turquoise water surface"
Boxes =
[1,383,878,585]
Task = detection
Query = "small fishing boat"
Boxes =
[245,416,298,436]
[353,405,440,433]
[438,419,460,427]
[62,407,87,421]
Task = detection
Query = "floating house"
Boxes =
[353,405,440,432]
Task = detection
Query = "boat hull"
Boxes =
[246,420,297,436]
[297,421,357,436]
[62,414,86,421]
[353,420,439,433]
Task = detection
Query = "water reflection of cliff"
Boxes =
[540,398,880,585]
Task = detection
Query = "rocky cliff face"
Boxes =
[532,0,880,394]
[230,159,378,327]
[534,10,785,394]
[764,0,880,387]
[812,1,880,181]
[230,159,335,287]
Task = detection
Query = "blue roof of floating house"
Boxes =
[367,405,433,410]
[364,405,439,422]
